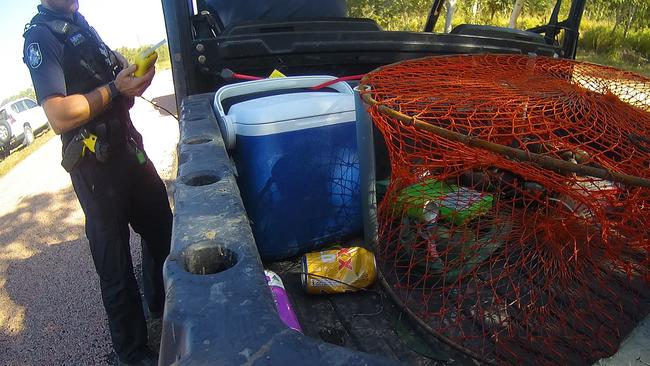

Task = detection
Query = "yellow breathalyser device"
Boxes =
[134,39,167,77]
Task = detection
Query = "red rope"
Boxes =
[221,68,365,89]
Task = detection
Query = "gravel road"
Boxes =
[0,69,179,365]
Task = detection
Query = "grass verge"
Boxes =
[0,129,57,178]
[577,51,650,78]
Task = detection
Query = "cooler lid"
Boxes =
[228,92,354,126]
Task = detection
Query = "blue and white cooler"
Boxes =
[214,76,362,260]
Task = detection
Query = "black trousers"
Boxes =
[70,144,172,363]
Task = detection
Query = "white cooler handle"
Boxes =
[214,76,354,149]
[221,115,236,150]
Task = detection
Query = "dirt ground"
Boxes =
[0,69,179,365]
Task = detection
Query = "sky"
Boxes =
[0,0,169,101]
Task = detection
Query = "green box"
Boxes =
[395,179,493,225]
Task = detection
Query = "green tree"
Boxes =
[589,0,650,36]
[347,0,432,30]
[1,87,36,106]
[115,44,171,69]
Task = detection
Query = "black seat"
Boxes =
[451,24,547,44]
[222,18,382,37]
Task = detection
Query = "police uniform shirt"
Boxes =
[24,6,116,105]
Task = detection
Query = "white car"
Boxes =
[0,97,50,156]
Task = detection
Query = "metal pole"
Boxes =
[563,0,587,59]
[161,0,194,111]
[354,86,378,249]
[424,0,446,32]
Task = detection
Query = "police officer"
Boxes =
[23,1,171,365]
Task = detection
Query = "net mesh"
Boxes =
[360,54,650,365]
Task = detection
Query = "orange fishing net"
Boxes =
[360,55,650,365]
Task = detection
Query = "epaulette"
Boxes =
[24,15,75,43]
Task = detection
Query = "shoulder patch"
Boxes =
[27,43,43,69]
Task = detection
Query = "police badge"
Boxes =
[27,43,42,69]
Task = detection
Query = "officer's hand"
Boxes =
[115,64,155,97]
